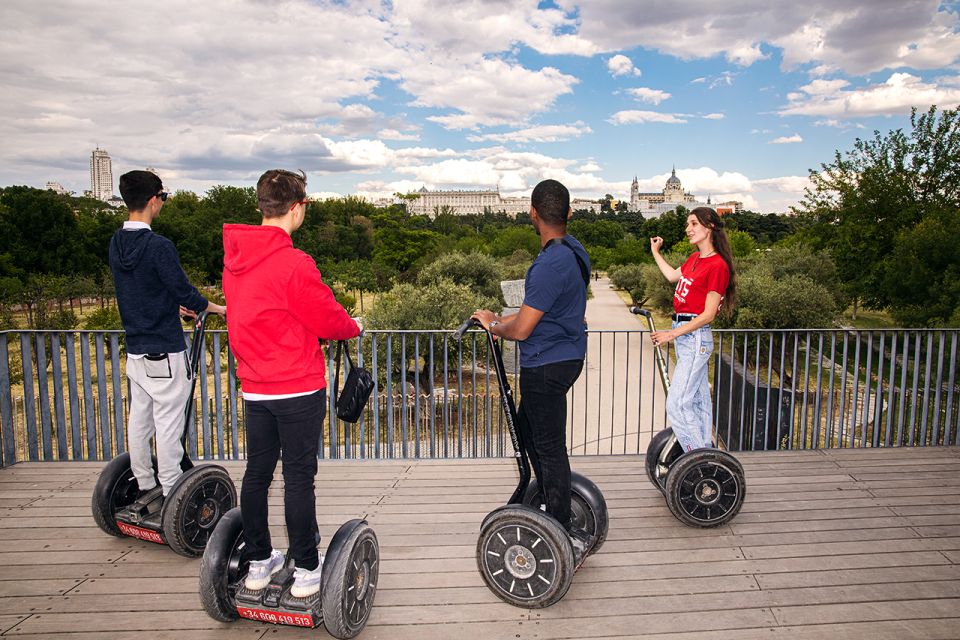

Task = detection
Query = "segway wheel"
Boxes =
[477,505,574,609]
[162,465,237,557]
[645,428,682,494]
[91,453,151,537]
[664,449,745,528]
[199,506,245,622]
[321,520,380,639]
[522,471,609,555]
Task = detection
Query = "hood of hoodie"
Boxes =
[110,228,155,271]
[223,224,293,275]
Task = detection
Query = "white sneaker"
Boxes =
[244,549,284,591]
[290,555,325,598]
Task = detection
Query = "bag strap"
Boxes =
[333,340,355,394]
[544,237,590,286]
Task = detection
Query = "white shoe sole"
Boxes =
[289,582,321,598]
[244,564,282,591]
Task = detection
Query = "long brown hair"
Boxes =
[690,206,737,316]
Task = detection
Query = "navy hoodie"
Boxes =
[109,228,208,354]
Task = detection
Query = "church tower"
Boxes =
[630,176,639,211]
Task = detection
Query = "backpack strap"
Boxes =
[544,237,590,287]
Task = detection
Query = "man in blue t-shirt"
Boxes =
[472,179,590,553]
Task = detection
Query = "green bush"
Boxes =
[83,306,123,331]
[608,264,646,303]
[417,251,503,301]
[732,272,838,329]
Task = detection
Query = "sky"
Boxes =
[2,1,960,212]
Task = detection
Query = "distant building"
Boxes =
[89,148,113,201]
[45,181,67,194]
[714,200,743,215]
[406,187,601,217]
[629,167,705,217]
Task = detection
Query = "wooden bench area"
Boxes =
[1,447,959,639]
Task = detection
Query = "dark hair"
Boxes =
[689,206,737,316]
[256,169,307,218]
[119,170,162,211]
[530,179,570,226]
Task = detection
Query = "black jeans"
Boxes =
[241,390,325,570]
[517,359,584,530]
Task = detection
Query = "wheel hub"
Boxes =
[198,498,220,528]
[695,478,722,505]
[504,544,536,579]
[354,561,370,599]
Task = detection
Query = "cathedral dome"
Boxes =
[666,167,681,186]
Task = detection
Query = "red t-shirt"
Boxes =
[673,252,730,315]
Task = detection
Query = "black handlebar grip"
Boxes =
[452,317,481,342]
[629,306,652,318]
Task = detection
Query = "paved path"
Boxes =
[567,277,668,455]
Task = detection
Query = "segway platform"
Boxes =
[234,569,322,627]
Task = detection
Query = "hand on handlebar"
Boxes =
[471,309,498,331]
[180,306,198,322]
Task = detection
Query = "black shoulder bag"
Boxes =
[333,340,374,423]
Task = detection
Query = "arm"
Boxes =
[155,239,209,314]
[650,291,722,346]
[287,256,361,340]
[473,305,544,341]
[650,236,682,283]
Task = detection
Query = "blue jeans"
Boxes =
[665,322,714,452]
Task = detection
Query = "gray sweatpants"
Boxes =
[125,351,192,495]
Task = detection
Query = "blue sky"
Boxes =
[2,0,960,212]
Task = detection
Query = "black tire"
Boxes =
[664,450,746,528]
[646,428,683,494]
[321,520,379,639]
[91,453,156,537]
[162,465,237,557]
[522,471,609,555]
[199,506,245,622]
[477,505,574,609]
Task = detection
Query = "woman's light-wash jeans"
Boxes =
[665,321,714,452]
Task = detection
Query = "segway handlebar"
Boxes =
[630,306,671,394]
[453,317,482,342]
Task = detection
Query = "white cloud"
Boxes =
[607,55,641,77]
[559,0,960,75]
[691,77,707,84]
[579,162,602,172]
[780,72,960,118]
[753,176,812,193]
[379,129,420,142]
[466,122,592,143]
[608,110,688,125]
[770,134,803,144]
[626,87,671,105]
[702,113,725,120]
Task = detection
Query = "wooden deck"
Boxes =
[0,447,959,639]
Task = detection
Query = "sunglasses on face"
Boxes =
[156,191,168,202]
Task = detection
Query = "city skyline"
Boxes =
[3,1,960,212]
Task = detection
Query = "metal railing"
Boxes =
[0,328,957,466]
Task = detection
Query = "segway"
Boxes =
[454,318,609,609]
[631,307,745,527]
[199,509,378,639]
[91,312,237,556]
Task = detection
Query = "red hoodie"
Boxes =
[222,224,360,395]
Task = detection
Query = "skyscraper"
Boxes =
[89,147,113,201]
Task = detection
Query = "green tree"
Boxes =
[417,251,503,300]
[608,264,646,303]
[727,230,757,258]
[796,105,960,323]
[568,219,624,248]
[490,226,539,257]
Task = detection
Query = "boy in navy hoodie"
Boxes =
[109,170,226,505]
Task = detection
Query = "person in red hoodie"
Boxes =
[222,169,361,598]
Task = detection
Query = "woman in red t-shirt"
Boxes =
[650,207,738,452]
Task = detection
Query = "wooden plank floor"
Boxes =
[1,447,959,639]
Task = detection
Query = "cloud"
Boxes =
[607,55,641,77]
[466,122,593,143]
[753,176,812,193]
[559,0,960,75]
[770,134,803,144]
[691,77,707,84]
[702,113,725,120]
[608,110,688,125]
[579,162,601,172]
[626,87,671,105]
[780,72,960,118]
[378,128,421,142]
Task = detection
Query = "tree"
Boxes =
[568,219,624,248]
[726,230,757,258]
[796,105,960,323]
[417,251,503,301]
[489,226,540,257]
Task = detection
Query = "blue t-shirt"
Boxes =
[520,235,590,368]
